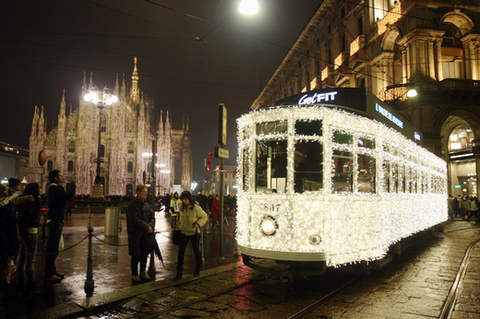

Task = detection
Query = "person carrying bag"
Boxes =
[174,191,207,280]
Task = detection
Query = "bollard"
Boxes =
[84,206,94,296]
[105,207,120,237]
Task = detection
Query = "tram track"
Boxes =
[284,275,361,319]
[439,238,480,319]
[142,272,272,319]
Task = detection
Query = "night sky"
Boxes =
[0,0,322,182]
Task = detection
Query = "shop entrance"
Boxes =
[448,125,476,198]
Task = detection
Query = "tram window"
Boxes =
[391,163,398,193]
[295,120,322,136]
[398,164,404,193]
[294,142,323,193]
[242,127,250,140]
[332,151,353,193]
[256,121,287,135]
[333,131,352,145]
[381,158,390,193]
[357,154,375,193]
[358,136,375,149]
[242,148,251,191]
[255,140,287,193]
[410,168,417,193]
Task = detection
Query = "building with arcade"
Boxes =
[250,0,480,197]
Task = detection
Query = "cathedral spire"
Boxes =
[157,110,164,137]
[121,73,126,101]
[82,71,87,95]
[60,89,66,117]
[115,73,119,97]
[165,110,171,132]
[131,57,140,104]
[89,72,94,90]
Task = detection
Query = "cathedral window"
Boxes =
[68,140,75,153]
[68,161,74,171]
[128,142,135,154]
[100,113,107,132]
[147,161,152,173]
[127,161,133,172]
[99,145,105,158]
[47,160,53,171]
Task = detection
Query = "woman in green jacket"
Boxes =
[174,191,208,280]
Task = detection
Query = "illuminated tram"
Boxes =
[236,88,447,278]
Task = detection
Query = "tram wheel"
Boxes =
[279,271,294,286]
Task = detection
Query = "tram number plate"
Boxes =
[263,203,281,213]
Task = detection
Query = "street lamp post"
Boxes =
[84,87,118,198]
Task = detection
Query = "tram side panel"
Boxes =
[237,193,447,267]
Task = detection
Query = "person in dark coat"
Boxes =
[44,170,76,282]
[16,183,41,296]
[196,189,208,212]
[126,184,155,282]
[0,184,18,283]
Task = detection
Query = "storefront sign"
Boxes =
[375,103,403,128]
[298,91,337,104]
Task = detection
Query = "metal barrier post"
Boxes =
[84,206,94,296]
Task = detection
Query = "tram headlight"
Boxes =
[260,216,278,236]
[309,234,322,245]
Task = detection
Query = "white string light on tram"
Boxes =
[236,105,447,267]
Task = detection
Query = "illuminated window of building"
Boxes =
[449,125,473,151]
[440,23,465,79]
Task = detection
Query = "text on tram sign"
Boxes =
[375,103,404,128]
[298,91,338,105]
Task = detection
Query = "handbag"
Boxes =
[173,230,181,245]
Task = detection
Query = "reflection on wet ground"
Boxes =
[0,209,238,318]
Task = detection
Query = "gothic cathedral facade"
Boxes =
[28,58,192,197]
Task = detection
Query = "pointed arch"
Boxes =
[68,140,75,153]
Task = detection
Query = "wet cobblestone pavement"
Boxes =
[1,213,479,319]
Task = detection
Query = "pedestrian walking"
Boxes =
[44,170,76,282]
[447,195,455,221]
[126,185,155,282]
[16,183,41,296]
[174,191,208,280]
[8,177,23,202]
[0,184,18,285]
[196,189,208,212]
[466,196,478,222]
[170,192,181,229]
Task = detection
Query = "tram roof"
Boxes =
[266,87,423,146]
